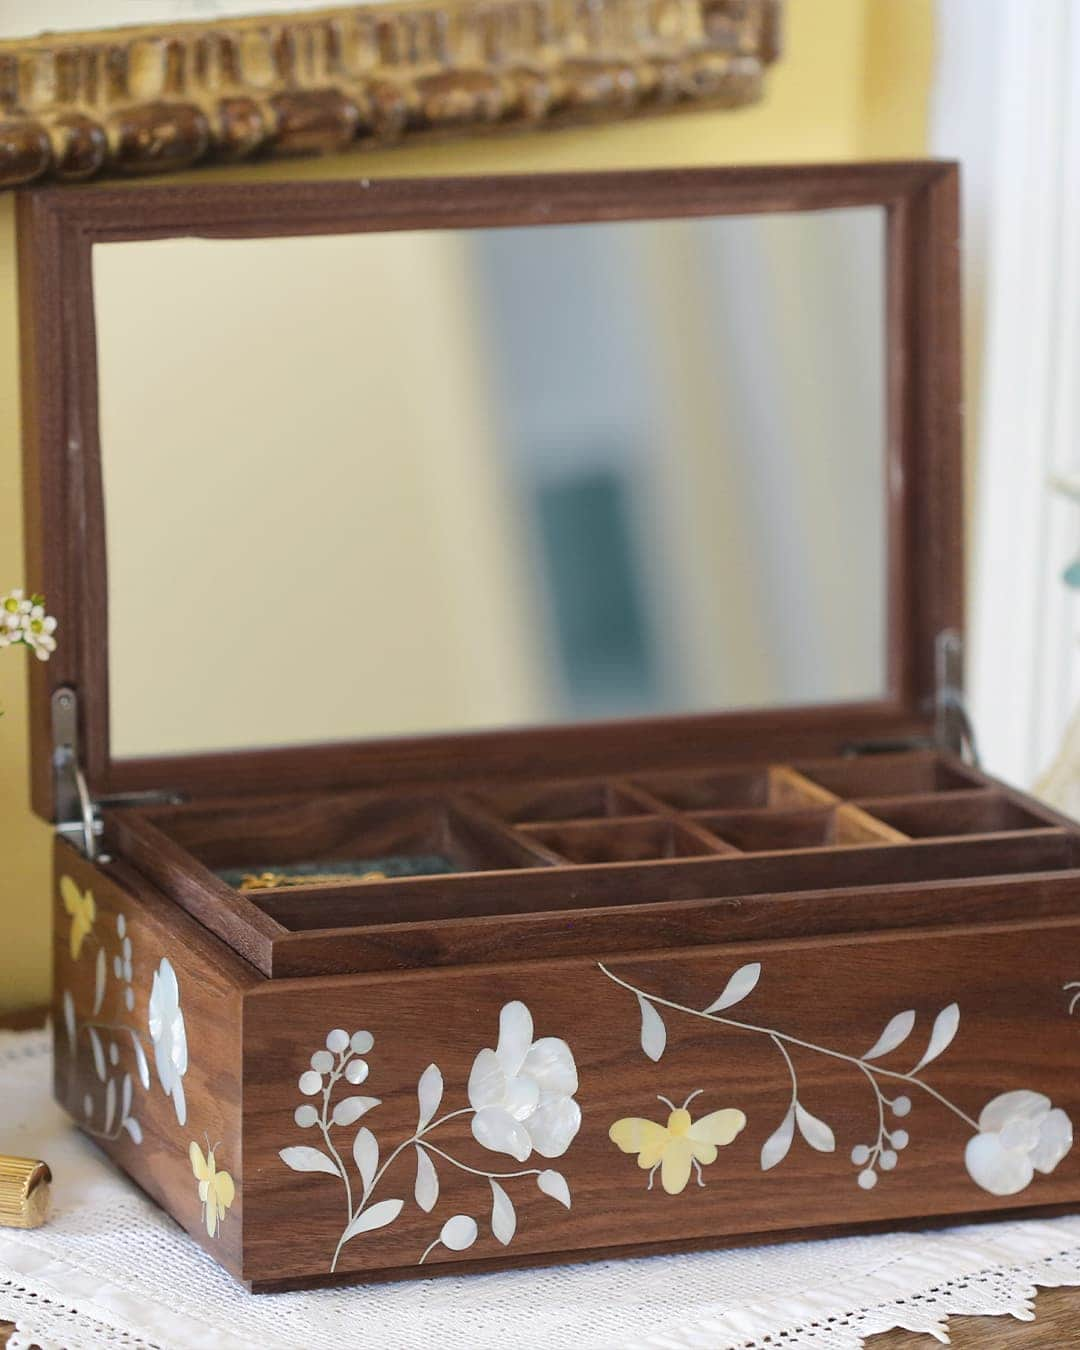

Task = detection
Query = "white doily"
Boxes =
[2,1028,1080,1350]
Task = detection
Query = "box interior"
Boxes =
[127,750,1078,940]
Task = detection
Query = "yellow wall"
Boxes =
[0,0,933,1010]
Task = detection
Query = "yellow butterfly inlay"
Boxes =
[190,1139,236,1238]
[609,1090,747,1195]
[60,875,96,961]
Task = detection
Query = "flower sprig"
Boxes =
[281,1003,579,1273]
[600,961,1074,1199]
[0,589,57,661]
[1,588,57,717]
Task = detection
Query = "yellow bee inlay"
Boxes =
[609,1091,747,1195]
[189,1140,236,1238]
[60,875,96,961]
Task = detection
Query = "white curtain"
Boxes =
[932,0,1080,789]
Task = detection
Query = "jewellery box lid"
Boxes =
[17,162,963,826]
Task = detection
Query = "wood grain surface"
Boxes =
[52,839,258,1280]
[3,1008,1077,1344]
[240,916,1080,1287]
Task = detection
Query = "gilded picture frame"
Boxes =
[0,0,782,190]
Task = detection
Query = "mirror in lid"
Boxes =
[22,166,1080,1293]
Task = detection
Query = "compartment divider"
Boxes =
[767,765,841,810]
[833,802,910,844]
[454,801,568,868]
[517,814,729,865]
[615,781,680,815]
[671,816,743,856]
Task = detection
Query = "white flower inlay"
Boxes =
[148,958,188,1126]
[280,1002,579,1271]
[467,1001,581,1162]
[964,1091,1074,1197]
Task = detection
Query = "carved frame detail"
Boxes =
[0,0,781,190]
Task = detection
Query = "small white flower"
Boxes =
[965,1090,1073,1196]
[0,591,57,661]
[20,609,57,661]
[467,1001,581,1162]
[148,958,188,1126]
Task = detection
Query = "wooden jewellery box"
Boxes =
[19,163,1080,1292]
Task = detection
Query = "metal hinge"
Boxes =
[933,629,981,765]
[843,630,981,765]
[52,687,184,861]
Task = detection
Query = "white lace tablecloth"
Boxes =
[3,1028,1080,1350]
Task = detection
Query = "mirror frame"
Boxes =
[18,162,962,820]
[0,0,781,190]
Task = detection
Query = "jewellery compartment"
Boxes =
[20,165,1080,1290]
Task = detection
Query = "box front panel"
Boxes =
[52,839,258,1280]
[242,915,1080,1286]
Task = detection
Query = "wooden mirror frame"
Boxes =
[18,161,961,822]
[0,0,782,190]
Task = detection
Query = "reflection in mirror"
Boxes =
[93,207,886,759]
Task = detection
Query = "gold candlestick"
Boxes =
[0,1155,52,1228]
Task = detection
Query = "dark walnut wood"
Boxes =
[18,162,962,824]
[49,836,1080,1291]
[52,840,257,1282]
[0,0,782,191]
[21,160,1080,1295]
[4,1005,1077,1342]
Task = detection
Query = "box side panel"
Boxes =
[243,912,1080,1286]
[52,838,259,1281]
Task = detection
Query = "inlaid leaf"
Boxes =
[122,1116,143,1144]
[795,1103,836,1153]
[121,1072,132,1121]
[341,1198,404,1243]
[863,1010,916,1062]
[129,1033,150,1090]
[638,995,666,1062]
[537,1169,572,1209]
[104,1077,116,1134]
[332,1096,381,1127]
[93,947,106,1016]
[760,1106,795,1171]
[62,990,76,1052]
[353,1126,379,1189]
[87,1026,106,1082]
[490,1179,516,1245]
[278,1145,340,1176]
[417,1064,443,1130]
[911,1003,960,1073]
[704,962,762,1014]
[414,1146,439,1213]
